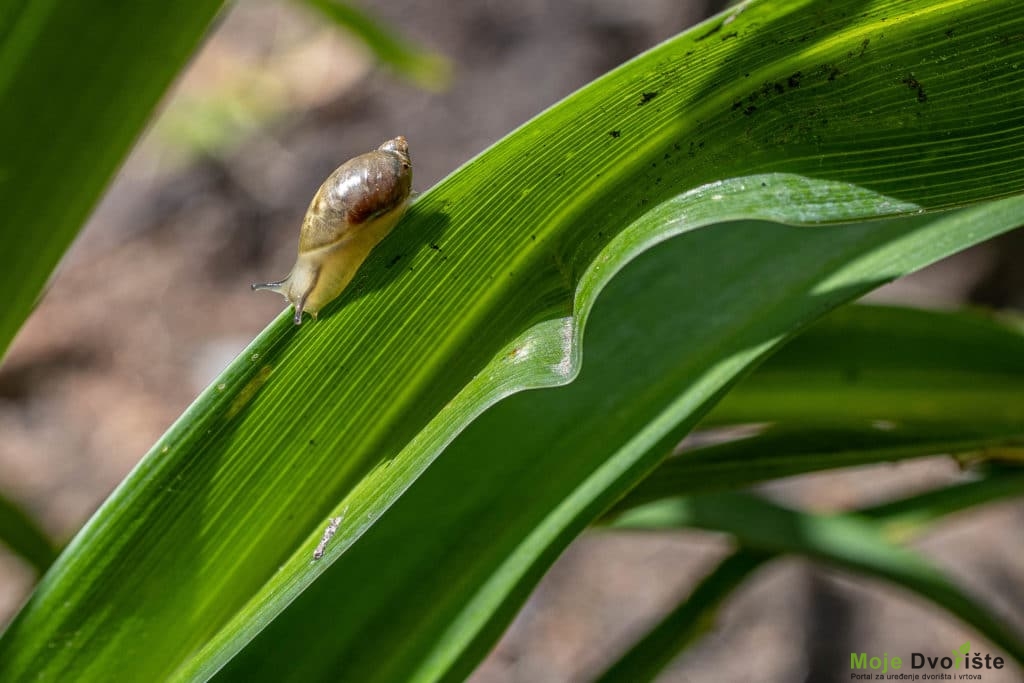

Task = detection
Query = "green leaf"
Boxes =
[0,492,56,575]
[706,304,1024,426]
[596,549,771,683]
[600,306,1024,680]
[2,0,1024,680]
[604,474,1024,681]
[213,202,1024,683]
[614,492,1024,666]
[616,421,1024,509]
[616,303,1024,506]
[0,0,225,362]
[600,303,1024,678]
[863,466,1024,541]
[298,0,451,89]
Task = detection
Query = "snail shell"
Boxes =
[252,136,413,324]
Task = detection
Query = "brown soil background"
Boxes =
[1,2,1022,681]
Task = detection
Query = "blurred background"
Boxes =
[0,1,1021,681]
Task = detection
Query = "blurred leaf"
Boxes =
[0,0,225,363]
[0,492,56,574]
[614,303,1024,507]
[613,491,1024,665]
[707,305,1024,426]
[864,466,1024,542]
[603,473,1024,681]
[1,1,1023,681]
[616,421,1024,510]
[616,473,1024,533]
[299,0,451,89]
[596,549,771,683]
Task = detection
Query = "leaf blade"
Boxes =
[212,201,1024,682]
[0,0,225,362]
[604,475,1024,680]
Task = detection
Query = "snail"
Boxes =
[252,136,413,324]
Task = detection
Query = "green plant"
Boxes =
[1,0,1022,681]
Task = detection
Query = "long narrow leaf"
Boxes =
[214,202,1024,683]
[706,305,1024,426]
[613,491,1024,665]
[603,474,1024,681]
[0,492,56,574]
[0,0,225,362]
[617,303,1024,507]
[298,0,450,89]
[616,422,1024,509]
[596,550,771,683]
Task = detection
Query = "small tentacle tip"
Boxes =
[251,281,284,293]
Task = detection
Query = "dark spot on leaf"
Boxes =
[609,130,621,138]
[743,105,758,116]
[902,74,928,102]
[787,71,803,88]
[732,100,743,111]
[308,439,316,446]
[429,242,441,251]
[386,254,402,268]
[530,234,536,241]
[639,91,659,105]
[945,28,955,38]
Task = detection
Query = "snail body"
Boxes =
[252,136,413,324]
